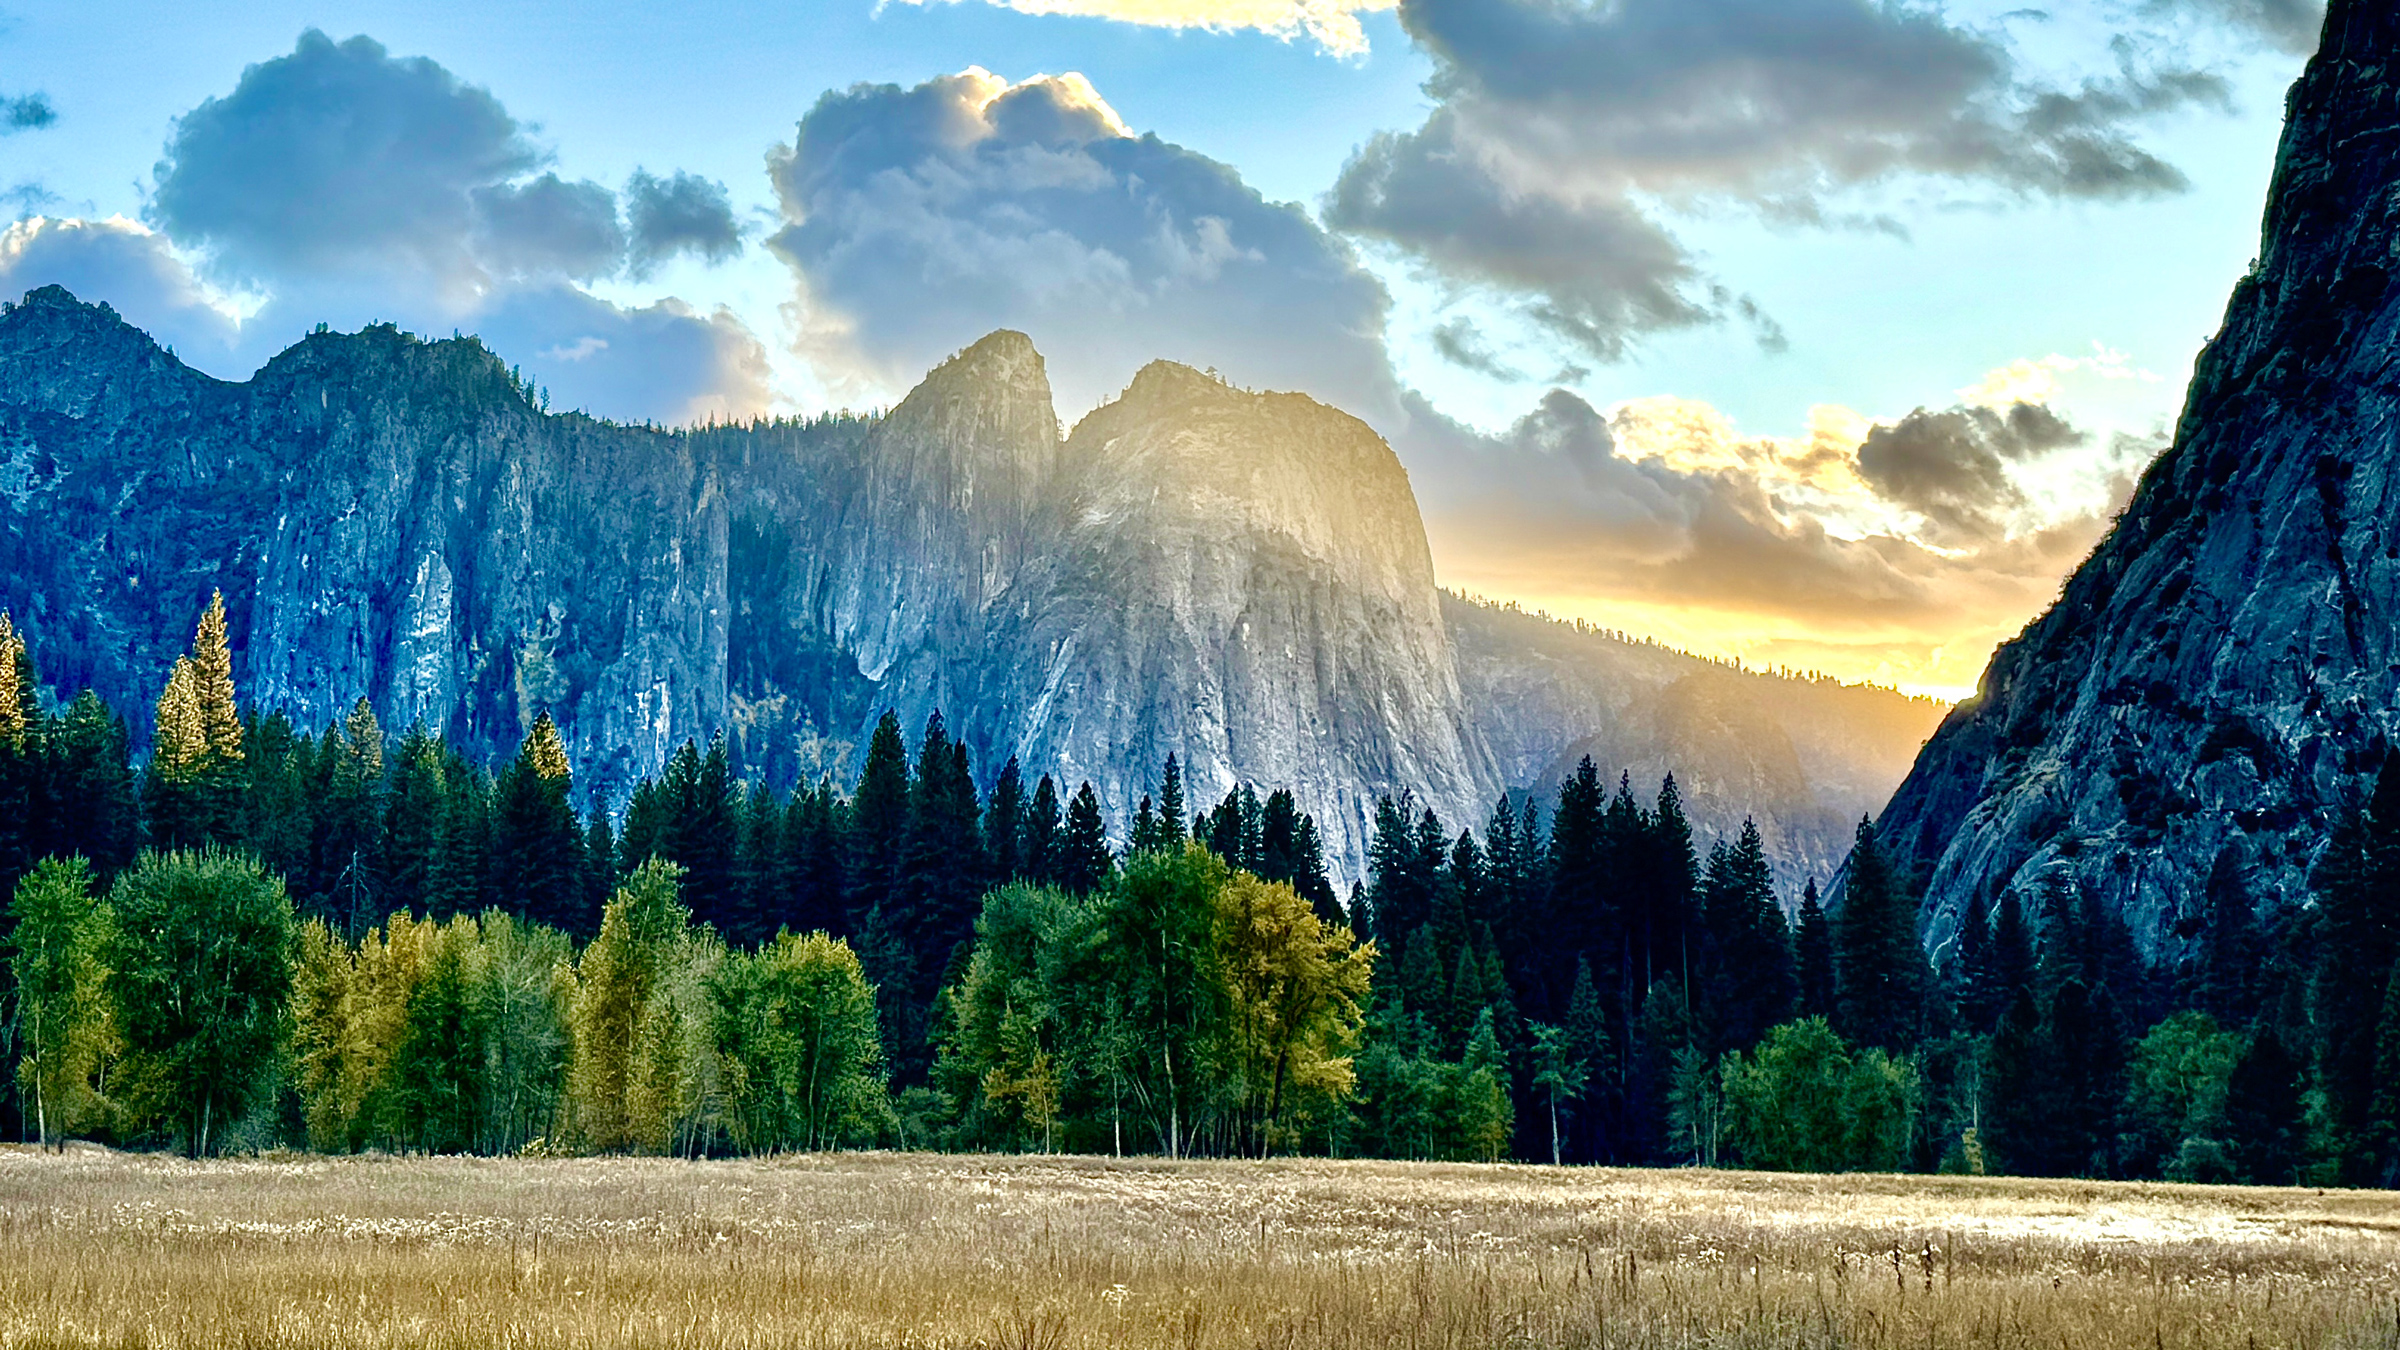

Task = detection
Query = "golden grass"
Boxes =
[0,1147,2394,1348]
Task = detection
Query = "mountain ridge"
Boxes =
[0,282,1941,887]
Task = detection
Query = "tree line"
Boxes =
[0,596,2387,1183]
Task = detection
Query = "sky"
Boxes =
[0,0,2322,698]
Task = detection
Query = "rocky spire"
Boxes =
[1879,1,2400,955]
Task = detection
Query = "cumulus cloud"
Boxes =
[767,66,1397,417]
[1404,377,2139,694]
[625,170,743,275]
[0,30,767,423]
[1330,0,2228,362]
[470,174,626,281]
[883,0,1396,56]
[150,30,541,281]
[1855,403,2084,546]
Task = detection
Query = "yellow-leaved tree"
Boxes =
[1210,868,1372,1157]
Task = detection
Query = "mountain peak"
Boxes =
[1877,2,2400,956]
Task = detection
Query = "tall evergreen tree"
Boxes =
[1021,774,1063,888]
[846,712,911,929]
[380,725,448,915]
[1641,774,1699,996]
[1989,889,2036,1014]
[1955,891,2000,1034]
[2223,1025,2305,1185]
[1832,817,1926,1055]
[1158,752,1187,843]
[2192,846,2260,1025]
[40,691,138,881]
[779,783,845,937]
[661,736,738,938]
[1545,760,1610,1014]
[1058,782,1111,895]
[1700,820,1796,1054]
[899,713,984,1002]
[1794,878,1835,1021]
[984,756,1026,883]
[492,712,588,937]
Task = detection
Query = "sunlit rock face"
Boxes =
[0,287,1938,884]
[1878,0,2400,956]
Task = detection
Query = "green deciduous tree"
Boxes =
[108,849,296,1156]
[1721,1017,1916,1173]
[8,858,120,1147]
[711,930,887,1152]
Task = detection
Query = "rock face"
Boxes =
[0,285,1939,884]
[1878,0,2400,955]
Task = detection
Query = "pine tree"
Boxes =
[1642,774,1699,996]
[899,713,984,1016]
[1832,817,1925,1055]
[1158,752,1187,842]
[583,792,618,920]
[493,714,587,936]
[781,784,845,938]
[985,757,1026,883]
[1990,889,2035,1013]
[41,691,138,880]
[1562,955,1615,1161]
[1795,879,1835,1021]
[146,659,209,849]
[1058,782,1111,894]
[1021,775,1063,888]
[314,699,384,928]
[847,712,910,929]
[661,737,737,938]
[189,591,243,770]
[1545,760,1610,1010]
[380,726,447,916]
[1288,813,1340,927]
[1129,795,1160,855]
[1701,820,1796,1054]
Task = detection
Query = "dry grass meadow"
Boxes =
[0,1148,2395,1349]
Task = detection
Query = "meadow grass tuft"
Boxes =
[0,1148,2393,1348]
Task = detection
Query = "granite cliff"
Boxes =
[0,284,1937,884]
[1878,0,2400,954]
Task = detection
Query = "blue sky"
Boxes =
[0,0,2319,695]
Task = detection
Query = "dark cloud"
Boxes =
[1856,402,2084,545]
[79,29,768,423]
[3,92,52,132]
[1428,316,1520,380]
[1331,0,2227,362]
[2149,0,2323,54]
[767,68,1398,417]
[150,30,541,278]
[471,174,625,281]
[625,170,742,276]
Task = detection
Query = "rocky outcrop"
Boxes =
[0,285,1940,885]
[1877,0,2399,955]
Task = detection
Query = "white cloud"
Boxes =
[883,0,1395,56]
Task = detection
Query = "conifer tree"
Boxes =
[41,691,138,880]
[1641,774,1699,995]
[493,713,588,937]
[1058,782,1111,894]
[661,736,738,938]
[780,784,845,937]
[314,699,384,926]
[1989,889,2035,1013]
[146,658,210,848]
[1158,752,1186,842]
[428,761,494,920]
[1832,817,1926,1055]
[985,757,1026,882]
[379,725,447,915]
[1021,774,1063,887]
[1562,955,1614,1161]
[1956,891,1999,1034]
[898,713,983,1014]
[189,591,243,770]
[846,712,910,928]
[1701,820,1796,1054]
[583,792,617,919]
[1287,812,1340,926]
[1795,878,1835,1021]
[2224,1026,2304,1185]
[1129,795,1160,854]
[2193,846,2259,1025]
[1545,760,1610,1008]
